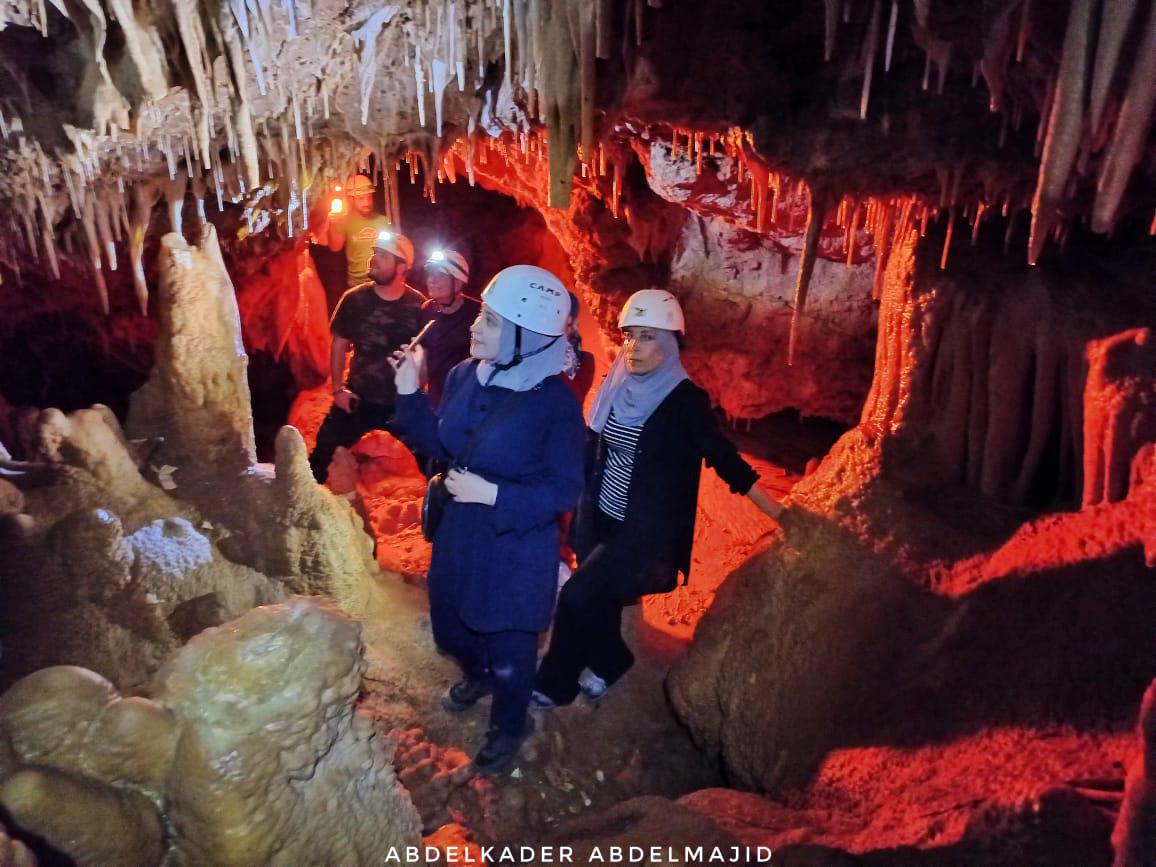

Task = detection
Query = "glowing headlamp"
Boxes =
[378,231,394,243]
[428,249,447,263]
[330,198,344,214]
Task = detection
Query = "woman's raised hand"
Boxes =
[388,343,426,395]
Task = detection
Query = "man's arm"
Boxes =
[326,217,345,253]
[330,336,352,389]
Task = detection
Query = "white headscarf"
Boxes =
[588,329,687,432]
[476,315,567,391]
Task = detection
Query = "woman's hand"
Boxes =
[388,344,426,395]
[444,468,499,506]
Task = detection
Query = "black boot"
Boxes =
[441,676,494,712]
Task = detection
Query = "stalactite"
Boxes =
[846,200,861,265]
[824,0,839,61]
[1092,0,1156,234]
[1016,0,1033,62]
[79,194,109,315]
[172,0,214,164]
[860,0,882,120]
[1029,0,1094,265]
[941,208,956,269]
[979,1,1016,113]
[577,0,596,158]
[94,191,117,271]
[884,0,898,72]
[787,186,828,367]
[166,173,188,237]
[1089,0,1137,135]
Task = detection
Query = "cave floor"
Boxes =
[348,567,722,845]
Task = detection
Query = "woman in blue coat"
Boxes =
[390,265,585,773]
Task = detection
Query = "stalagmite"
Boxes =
[1092,0,1156,234]
[787,186,828,367]
[1028,0,1094,265]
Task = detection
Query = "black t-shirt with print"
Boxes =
[331,283,426,404]
[420,294,481,409]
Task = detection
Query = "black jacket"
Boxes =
[573,379,759,583]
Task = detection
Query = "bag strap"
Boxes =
[456,368,531,469]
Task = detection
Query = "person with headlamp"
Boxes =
[308,230,425,483]
[324,174,393,288]
[420,247,481,410]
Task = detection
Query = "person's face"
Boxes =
[622,326,666,375]
[469,305,504,361]
[351,192,374,218]
[427,268,459,306]
[368,250,399,284]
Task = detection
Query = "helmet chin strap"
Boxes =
[485,325,560,385]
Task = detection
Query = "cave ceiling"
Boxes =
[0,0,1153,305]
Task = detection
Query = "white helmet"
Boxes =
[373,230,415,267]
[426,248,470,283]
[481,265,569,336]
[619,289,685,333]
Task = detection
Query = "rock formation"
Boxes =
[0,405,283,691]
[124,226,377,602]
[668,227,1156,793]
[1113,680,1156,867]
[0,598,422,866]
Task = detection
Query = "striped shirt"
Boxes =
[597,412,643,520]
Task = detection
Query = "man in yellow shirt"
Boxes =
[325,174,392,288]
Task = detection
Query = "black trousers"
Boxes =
[308,399,395,483]
[535,510,677,704]
[431,601,537,736]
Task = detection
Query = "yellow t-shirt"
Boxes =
[340,213,393,287]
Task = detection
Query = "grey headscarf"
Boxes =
[588,329,687,432]
[476,314,567,391]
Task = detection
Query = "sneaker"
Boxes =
[441,677,493,712]
[528,690,557,711]
[473,716,535,775]
[578,669,608,702]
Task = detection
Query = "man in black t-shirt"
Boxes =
[419,248,481,410]
[308,230,425,483]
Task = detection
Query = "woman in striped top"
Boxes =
[533,290,785,708]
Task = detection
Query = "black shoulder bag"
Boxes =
[421,389,529,542]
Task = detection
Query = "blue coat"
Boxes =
[394,361,586,633]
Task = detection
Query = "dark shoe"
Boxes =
[473,716,535,775]
[441,677,493,712]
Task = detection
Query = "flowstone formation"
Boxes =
[665,227,1156,858]
[0,227,377,690]
[0,597,422,867]
[0,405,284,692]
